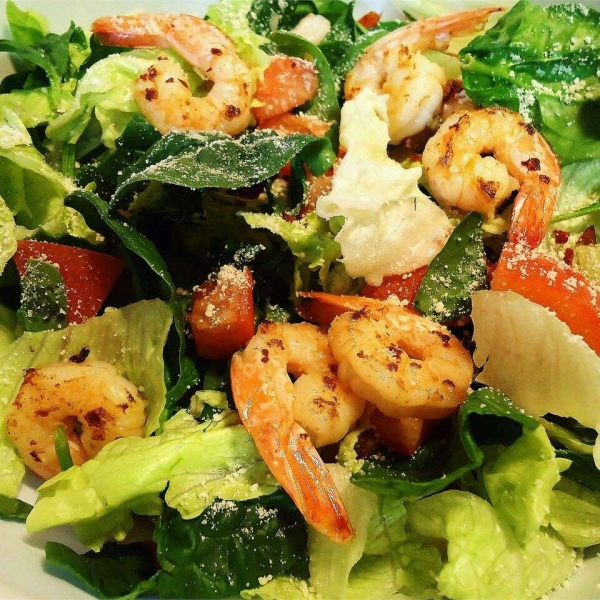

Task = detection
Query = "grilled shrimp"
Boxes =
[344,8,499,144]
[422,107,561,248]
[230,322,366,542]
[91,14,252,135]
[5,358,146,480]
[328,304,473,420]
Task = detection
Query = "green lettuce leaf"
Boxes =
[242,576,315,600]
[550,159,600,232]
[415,212,487,322]
[155,492,308,599]
[0,86,72,128]
[364,496,407,556]
[550,478,600,547]
[0,195,17,276]
[406,491,576,600]
[27,411,277,549]
[0,109,95,242]
[347,536,443,600]
[5,1,49,45]
[241,212,341,285]
[460,0,600,165]
[483,425,561,543]
[45,541,158,600]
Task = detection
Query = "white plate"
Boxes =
[1,0,600,597]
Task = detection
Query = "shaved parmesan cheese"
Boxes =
[316,88,451,286]
[471,290,600,467]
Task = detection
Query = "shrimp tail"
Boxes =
[260,422,354,543]
[509,172,560,249]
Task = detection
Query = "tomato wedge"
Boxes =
[188,266,255,361]
[358,11,381,29]
[14,240,125,325]
[253,56,319,124]
[362,266,429,305]
[492,242,600,355]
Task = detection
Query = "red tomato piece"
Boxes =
[362,265,429,305]
[188,266,255,361]
[14,240,125,325]
[358,11,381,29]
[253,56,319,124]
[492,242,600,355]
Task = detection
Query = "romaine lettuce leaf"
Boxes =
[550,159,600,233]
[242,576,315,600]
[0,195,17,276]
[550,478,600,548]
[27,411,278,549]
[460,0,600,165]
[241,211,341,285]
[5,1,49,45]
[406,491,576,600]
[483,426,561,543]
[0,109,95,242]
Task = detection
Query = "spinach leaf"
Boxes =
[45,541,158,600]
[551,159,600,227]
[415,212,487,322]
[460,0,600,165]
[114,130,330,200]
[270,31,340,124]
[0,494,32,521]
[17,258,67,332]
[0,21,89,103]
[155,492,309,599]
[352,388,538,499]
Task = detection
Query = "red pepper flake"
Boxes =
[553,230,570,244]
[577,226,597,246]
[564,247,575,266]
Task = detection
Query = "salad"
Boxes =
[0,0,600,598]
